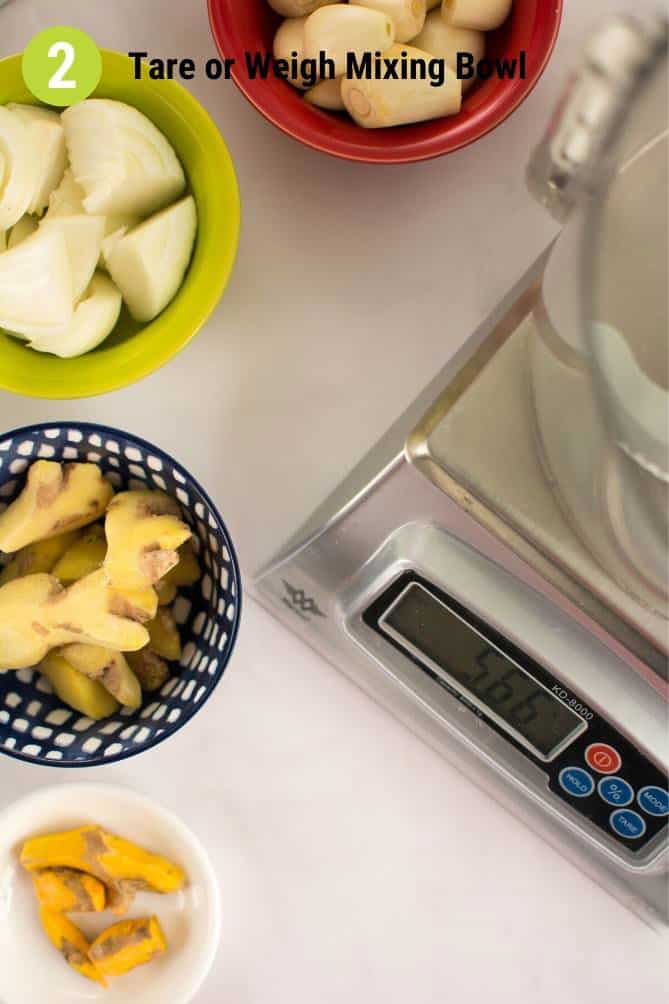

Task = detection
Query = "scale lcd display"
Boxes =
[379,583,585,761]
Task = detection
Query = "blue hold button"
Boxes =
[598,776,634,807]
[637,786,669,818]
[559,767,594,798]
[610,809,646,840]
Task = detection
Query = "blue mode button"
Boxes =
[637,786,669,818]
[610,809,646,840]
[559,767,594,799]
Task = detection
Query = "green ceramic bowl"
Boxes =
[0,50,240,399]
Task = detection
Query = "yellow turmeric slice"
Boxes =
[21,825,186,896]
[89,916,167,978]
[39,907,107,986]
[32,867,106,913]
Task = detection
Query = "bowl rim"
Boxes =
[0,421,243,769]
[207,0,564,164]
[0,49,241,400]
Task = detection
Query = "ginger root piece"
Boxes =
[163,539,201,588]
[104,490,191,591]
[21,826,187,895]
[155,578,178,606]
[147,608,181,662]
[0,529,81,586]
[60,644,142,710]
[127,649,170,693]
[39,908,107,986]
[40,652,120,719]
[32,867,106,913]
[0,461,113,553]
[0,570,149,670]
[89,916,167,978]
[51,523,106,584]
[112,584,158,624]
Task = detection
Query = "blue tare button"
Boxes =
[637,786,669,817]
[598,776,634,807]
[559,767,594,798]
[610,809,646,840]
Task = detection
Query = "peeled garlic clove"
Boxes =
[304,4,396,77]
[39,214,105,303]
[7,215,38,249]
[305,76,346,111]
[341,43,462,127]
[352,0,426,44]
[0,106,37,230]
[441,0,512,32]
[0,228,73,339]
[413,10,485,90]
[274,17,311,89]
[29,273,122,359]
[267,0,338,14]
[7,104,67,216]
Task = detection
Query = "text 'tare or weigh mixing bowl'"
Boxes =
[0,50,241,399]
[0,423,242,768]
[208,0,563,164]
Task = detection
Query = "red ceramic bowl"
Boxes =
[208,0,563,164]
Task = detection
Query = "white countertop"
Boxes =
[1,0,668,1000]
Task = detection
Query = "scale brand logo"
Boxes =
[281,581,326,621]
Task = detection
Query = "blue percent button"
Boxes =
[637,786,669,818]
[597,776,634,807]
[610,809,646,840]
[559,767,594,799]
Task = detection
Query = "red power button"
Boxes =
[585,743,622,775]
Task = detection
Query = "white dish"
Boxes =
[0,783,221,1004]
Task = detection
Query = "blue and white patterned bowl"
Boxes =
[0,423,241,767]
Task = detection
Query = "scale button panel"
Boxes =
[597,777,634,807]
[585,743,622,775]
[610,809,647,840]
[637,786,669,817]
[365,572,668,858]
[559,767,594,798]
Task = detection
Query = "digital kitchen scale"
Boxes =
[257,15,669,925]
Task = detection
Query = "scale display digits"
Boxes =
[381,583,584,760]
[474,650,553,727]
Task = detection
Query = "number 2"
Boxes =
[48,41,76,90]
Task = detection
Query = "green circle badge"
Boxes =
[22,27,102,107]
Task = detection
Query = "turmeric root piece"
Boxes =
[0,570,149,670]
[127,649,171,693]
[0,529,82,586]
[104,491,191,592]
[51,523,106,584]
[89,916,167,978]
[59,644,142,710]
[39,907,107,986]
[106,880,138,917]
[0,461,113,553]
[32,867,106,913]
[163,540,201,588]
[40,652,120,719]
[147,608,181,662]
[21,825,187,895]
